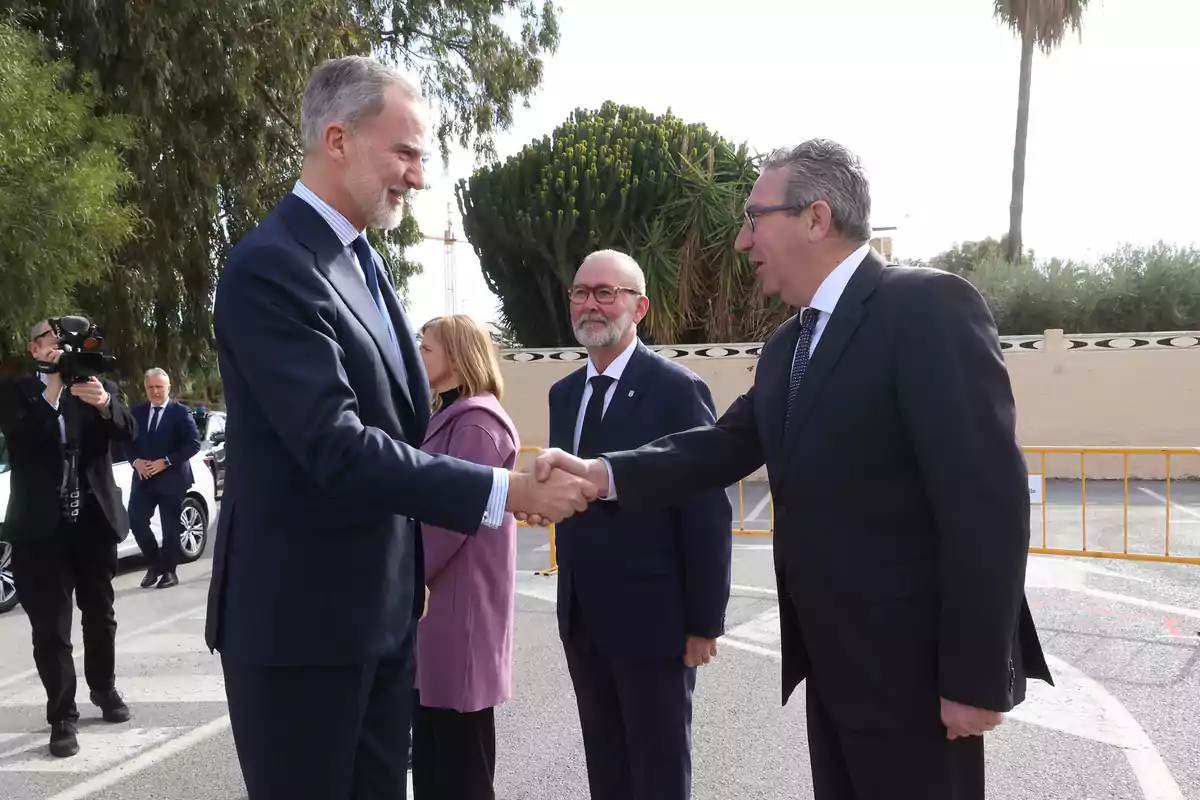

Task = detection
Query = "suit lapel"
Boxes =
[778,252,886,475]
[759,315,801,465]
[375,250,426,432]
[282,195,416,420]
[552,371,586,452]
[599,342,652,434]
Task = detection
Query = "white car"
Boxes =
[0,432,216,614]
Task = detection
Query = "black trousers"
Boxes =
[9,500,118,726]
[563,603,697,800]
[128,483,183,572]
[411,695,496,800]
[221,626,416,800]
[805,682,985,800]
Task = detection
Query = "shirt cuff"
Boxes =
[600,457,617,501]
[481,467,509,528]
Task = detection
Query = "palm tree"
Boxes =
[993,0,1091,264]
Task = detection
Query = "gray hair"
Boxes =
[300,56,421,153]
[28,320,47,342]
[144,367,170,382]
[579,249,647,295]
[761,139,872,243]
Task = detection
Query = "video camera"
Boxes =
[36,315,117,384]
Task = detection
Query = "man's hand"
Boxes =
[40,349,65,401]
[133,458,151,479]
[70,377,110,409]
[516,448,610,526]
[940,697,1003,740]
[684,636,718,668]
[506,467,598,525]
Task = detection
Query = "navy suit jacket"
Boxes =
[130,399,200,494]
[550,341,733,660]
[205,192,495,666]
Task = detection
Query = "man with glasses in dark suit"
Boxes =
[529,140,1054,800]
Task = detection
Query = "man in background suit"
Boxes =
[206,56,595,800]
[531,139,1054,800]
[0,319,134,758]
[549,251,732,800]
[128,367,201,589]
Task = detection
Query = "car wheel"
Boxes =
[179,496,209,563]
[0,541,18,614]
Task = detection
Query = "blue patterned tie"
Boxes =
[784,307,821,432]
[352,235,400,358]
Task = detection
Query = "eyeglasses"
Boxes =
[743,202,809,232]
[568,285,642,305]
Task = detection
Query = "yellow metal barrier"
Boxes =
[1022,446,1200,565]
[516,445,1200,573]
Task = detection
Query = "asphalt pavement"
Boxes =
[0,483,1197,799]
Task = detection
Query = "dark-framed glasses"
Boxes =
[743,202,809,232]
[568,285,642,305]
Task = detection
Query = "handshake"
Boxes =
[504,448,611,526]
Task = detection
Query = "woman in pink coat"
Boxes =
[413,314,519,800]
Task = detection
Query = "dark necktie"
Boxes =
[576,375,615,459]
[352,234,400,358]
[784,307,821,432]
[149,407,161,434]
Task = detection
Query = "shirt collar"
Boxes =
[292,180,362,248]
[585,337,639,382]
[808,242,872,316]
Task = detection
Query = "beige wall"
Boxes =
[498,330,1200,480]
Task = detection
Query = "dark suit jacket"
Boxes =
[0,374,133,544]
[130,399,200,494]
[605,250,1053,731]
[550,341,732,660]
[205,192,495,666]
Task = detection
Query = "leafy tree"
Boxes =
[922,239,1200,335]
[993,0,1091,263]
[3,0,559,393]
[0,20,136,366]
[456,101,787,348]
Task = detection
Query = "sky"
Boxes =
[399,0,1199,330]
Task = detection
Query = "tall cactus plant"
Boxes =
[455,101,789,347]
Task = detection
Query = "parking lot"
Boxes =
[0,482,1197,799]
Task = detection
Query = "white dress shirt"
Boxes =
[291,181,508,528]
[573,337,638,454]
[601,242,873,500]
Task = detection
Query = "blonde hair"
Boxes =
[421,315,504,412]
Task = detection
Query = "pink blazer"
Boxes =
[415,392,519,712]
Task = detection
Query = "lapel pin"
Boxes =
[628,390,635,397]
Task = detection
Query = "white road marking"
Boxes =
[0,602,210,690]
[719,637,782,660]
[532,543,550,553]
[1137,487,1200,521]
[732,543,774,551]
[0,675,226,707]
[0,728,183,773]
[1010,655,1184,800]
[731,583,777,597]
[724,607,781,647]
[40,715,230,800]
[743,492,773,524]
[118,633,210,655]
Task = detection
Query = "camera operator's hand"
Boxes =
[40,349,65,402]
[70,377,111,413]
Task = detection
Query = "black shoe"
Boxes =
[140,568,160,588]
[49,722,79,758]
[90,689,131,723]
[156,572,179,589]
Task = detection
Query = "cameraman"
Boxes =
[0,318,134,758]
